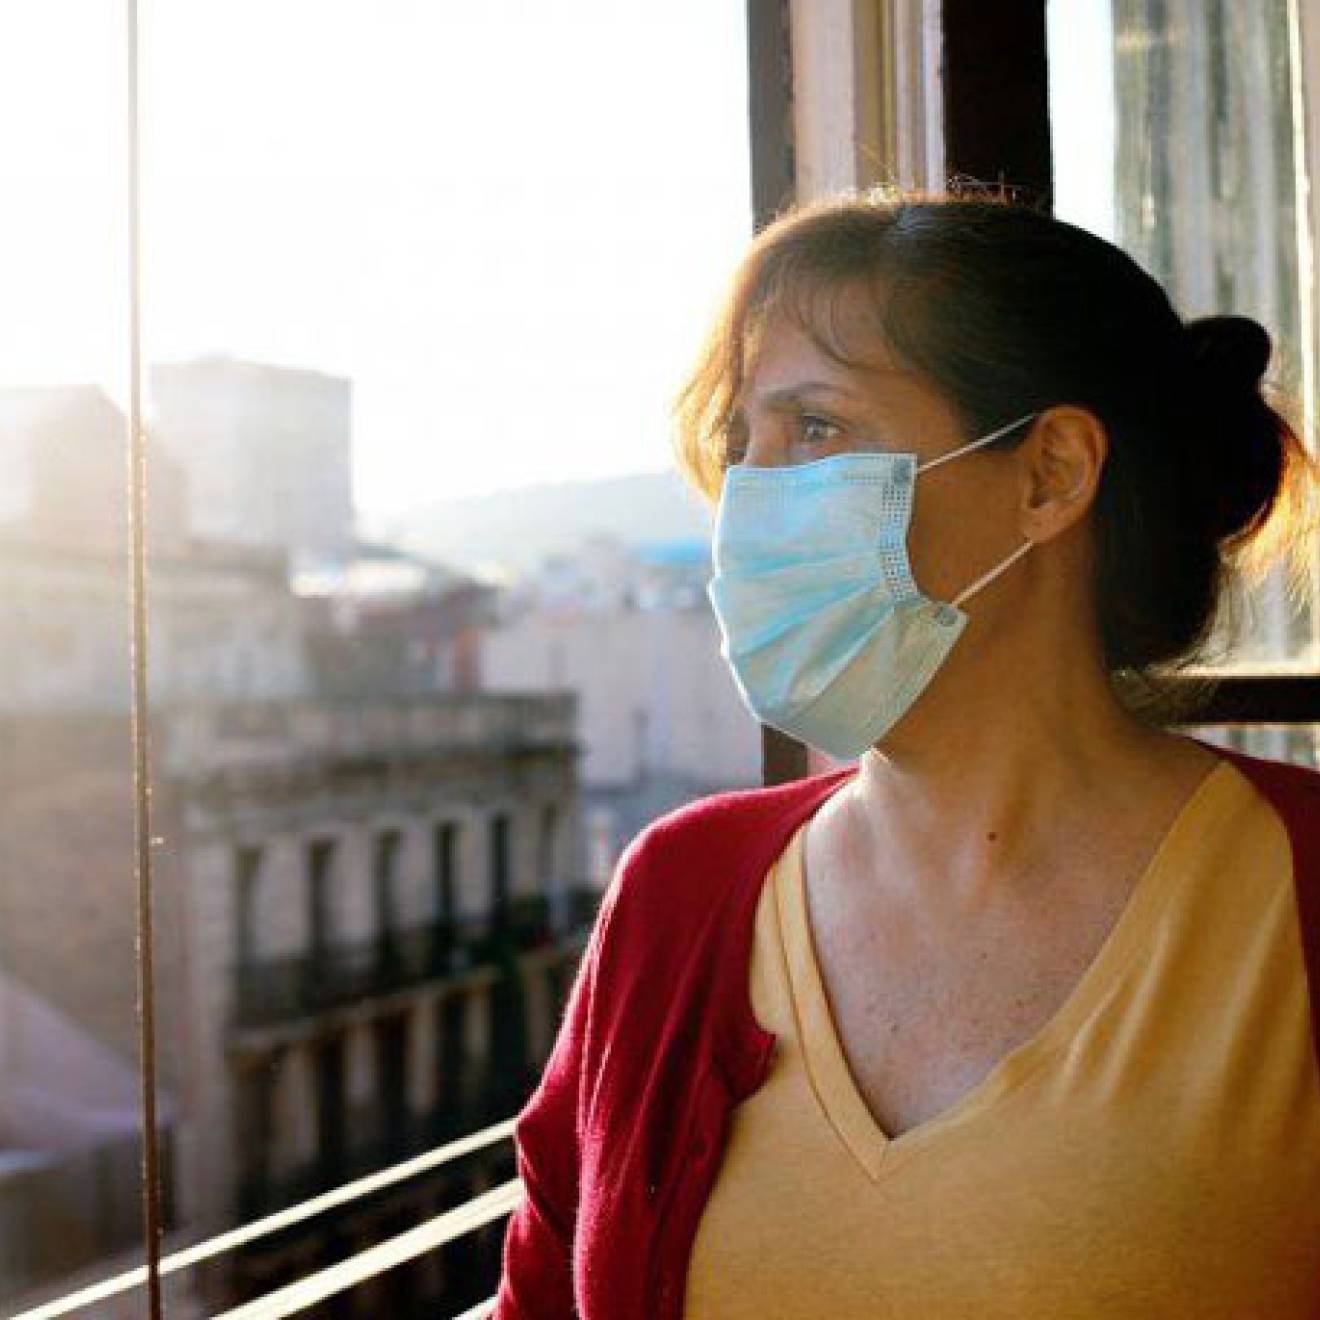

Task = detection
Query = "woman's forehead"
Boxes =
[742,310,909,400]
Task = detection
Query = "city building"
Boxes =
[295,540,496,699]
[0,376,591,1315]
[480,533,761,878]
[149,356,355,573]
[163,693,584,1311]
[0,384,310,713]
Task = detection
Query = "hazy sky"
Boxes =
[0,1,752,520]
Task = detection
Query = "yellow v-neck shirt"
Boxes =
[683,759,1320,1317]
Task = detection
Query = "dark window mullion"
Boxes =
[1170,675,1320,725]
[747,0,808,787]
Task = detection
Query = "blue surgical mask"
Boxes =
[706,412,1039,761]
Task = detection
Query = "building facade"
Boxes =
[149,356,355,571]
[164,694,584,1311]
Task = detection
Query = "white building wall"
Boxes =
[335,831,373,946]
[149,357,354,569]
[344,1021,375,1118]
[395,822,431,930]
[0,553,310,715]
[262,836,309,962]
[454,805,487,923]
[481,607,760,790]
[271,1048,317,1177]
[407,998,438,1119]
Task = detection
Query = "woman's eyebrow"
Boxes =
[755,381,860,408]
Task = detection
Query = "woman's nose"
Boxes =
[739,431,787,469]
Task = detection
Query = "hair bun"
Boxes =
[1178,313,1284,546]
[1183,314,1272,391]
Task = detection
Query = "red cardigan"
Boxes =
[494,737,1320,1318]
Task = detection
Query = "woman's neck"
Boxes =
[844,636,1217,910]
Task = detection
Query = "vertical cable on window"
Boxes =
[125,0,165,1315]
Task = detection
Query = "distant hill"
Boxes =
[367,469,715,580]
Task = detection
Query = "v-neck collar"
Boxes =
[767,755,1241,1183]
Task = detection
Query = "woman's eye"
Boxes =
[798,413,842,445]
[720,417,749,465]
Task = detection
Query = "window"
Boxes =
[0,2,756,1314]
[19,4,1314,1315]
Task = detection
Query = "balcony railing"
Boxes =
[236,1096,520,1225]
[8,1119,518,1320]
[161,693,580,779]
[229,893,569,1030]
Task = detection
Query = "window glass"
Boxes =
[1191,722,1320,768]
[143,2,753,1313]
[1047,0,1319,673]
[0,3,174,1313]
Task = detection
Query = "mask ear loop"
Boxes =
[915,411,1040,475]
[950,538,1035,609]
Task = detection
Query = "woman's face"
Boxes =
[731,309,1033,616]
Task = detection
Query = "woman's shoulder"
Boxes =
[581,769,855,992]
[1209,742,1320,838]
[607,770,854,913]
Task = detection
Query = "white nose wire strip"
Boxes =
[950,538,1035,609]
[915,412,1038,474]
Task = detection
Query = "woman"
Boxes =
[494,190,1320,1318]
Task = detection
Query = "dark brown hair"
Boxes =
[673,187,1317,712]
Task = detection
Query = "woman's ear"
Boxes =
[1020,406,1106,542]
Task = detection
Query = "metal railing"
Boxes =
[230,892,581,1029]
[162,693,579,779]
[235,1091,527,1223]
[8,1122,516,1320]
